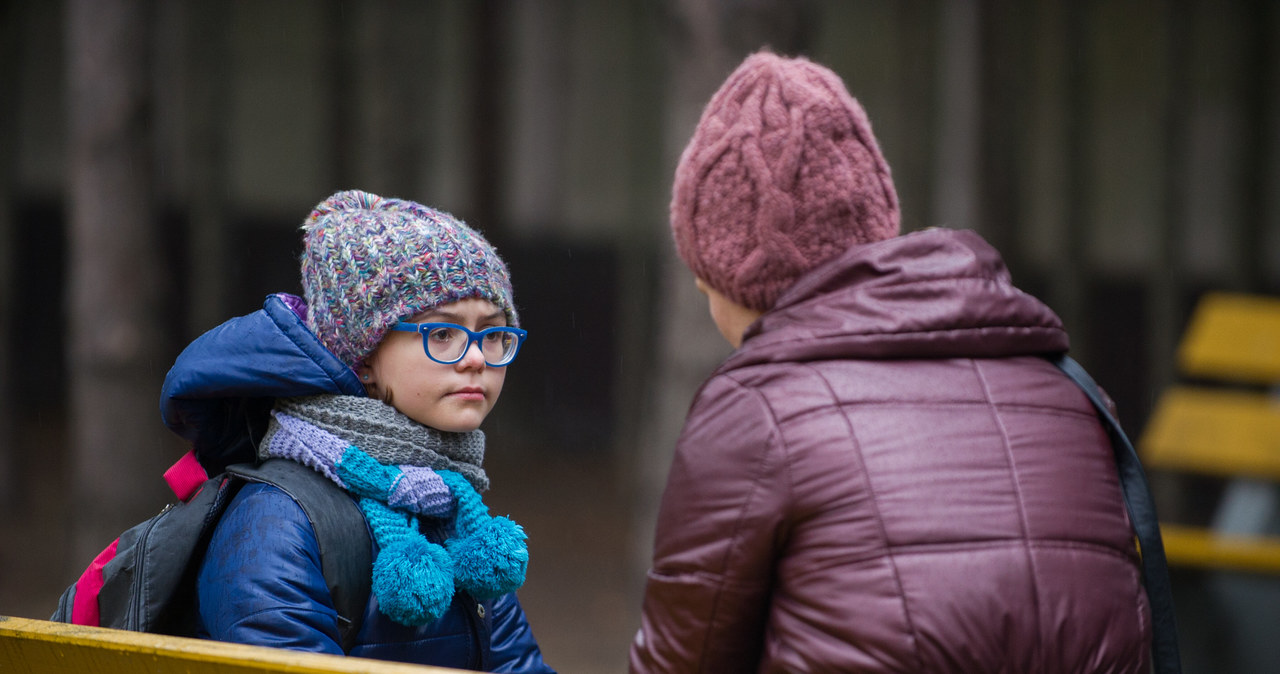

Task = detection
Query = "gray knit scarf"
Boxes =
[259,394,489,492]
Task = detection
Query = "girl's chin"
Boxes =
[407,410,487,433]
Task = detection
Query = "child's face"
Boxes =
[358,298,509,432]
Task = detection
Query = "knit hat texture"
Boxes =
[301,190,517,367]
[671,51,901,311]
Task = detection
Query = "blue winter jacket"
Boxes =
[160,293,554,672]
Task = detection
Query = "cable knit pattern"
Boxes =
[266,395,489,492]
[670,51,901,311]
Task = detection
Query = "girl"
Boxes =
[161,190,554,671]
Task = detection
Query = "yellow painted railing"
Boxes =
[0,616,469,674]
[1157,524,1280,576]
[1177,292,1280,385]
[1142,386,1280,482]
[1138,291,1280,575]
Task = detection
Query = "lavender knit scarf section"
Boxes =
[260,394,489,492]
[259,410,451,516]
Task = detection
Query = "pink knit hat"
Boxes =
[671,51,901,311]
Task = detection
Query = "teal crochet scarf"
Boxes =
[260,395,528,626]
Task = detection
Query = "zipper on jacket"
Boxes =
[417,515,488,669]
[463,590,488,672]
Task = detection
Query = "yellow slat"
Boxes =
[0,616,469,674]
[1139,386,1280,481]
[1178,292,1280,385]
[1159,523,1280,575]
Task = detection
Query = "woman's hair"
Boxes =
[299,189,517,367]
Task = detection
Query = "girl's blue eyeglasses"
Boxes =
[391,322,528,367]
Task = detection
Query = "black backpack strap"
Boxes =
[227,459,372,653]
[1051,354,1182,674]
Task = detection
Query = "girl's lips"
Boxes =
[449,388,486,401]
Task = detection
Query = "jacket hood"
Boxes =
[160,293,366,475]
[723,228,1069,371]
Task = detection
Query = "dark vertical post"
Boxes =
[931,0,980,235]
[1149,0,1191,409]
[977,0,1027,269]
[1059,0,1092,362]
[65,0,170,565]
[1240,0,1274,292]
[0,0,19,508]
[471,0,507,236]
[326,0,358,191]
[184,0,231,336]
[361,0,425,197]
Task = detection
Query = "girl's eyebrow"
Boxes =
[421,309,506,323]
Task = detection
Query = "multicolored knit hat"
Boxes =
[300,190,518,367]
[670,51,901,312]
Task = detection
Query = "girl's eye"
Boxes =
[429,328,459,342]
[482,331,503,343]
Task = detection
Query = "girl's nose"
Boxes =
[455,339,487,370]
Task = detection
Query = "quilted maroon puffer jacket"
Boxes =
[631,228,1151,673]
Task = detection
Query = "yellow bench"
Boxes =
[1139,292,1280,575]
[1142,386,1280,481]
[1156,524,1280,576]
[0,616,468,674]
[1178,292,1280,385]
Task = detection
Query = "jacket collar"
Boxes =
[722,228,1069,372]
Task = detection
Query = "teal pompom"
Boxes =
[372,536,455,626]
[447,515,528,599]
[357,469,530,626]
[436,470,529,598]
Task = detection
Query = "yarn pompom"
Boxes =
[446,515,529,599]
[372,536,456,626]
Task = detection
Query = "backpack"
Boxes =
[51,454,372,652]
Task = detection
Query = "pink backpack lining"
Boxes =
[71,539,119,626]
[72,451,209,626]
[164,450,209,501]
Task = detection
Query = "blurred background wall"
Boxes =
[1,1,1278,672]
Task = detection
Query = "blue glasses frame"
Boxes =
[391,322,528,367]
